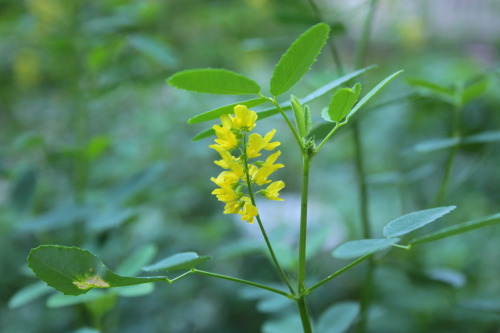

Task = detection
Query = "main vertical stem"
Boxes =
[353,0,379,332]
[298,153,313,333]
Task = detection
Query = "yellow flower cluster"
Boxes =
[210,105,285,223]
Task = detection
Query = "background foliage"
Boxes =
[1,0,499,332]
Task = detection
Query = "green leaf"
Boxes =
[291,95,306,137]
[345,70,403,121]
[406,77,457,105]
[270,23,330,96]
[332,238,400,259]
[168,68,260,95]
[188,98,266,124]
[143,252,211,272]
[262,315,302,333]
[192,128,215,141]
[8,281,53,309]
[114,283,155,297]
[115,244,157,276]
[317,302,360,333]
[304,105,312,136]
[410,137,460,153]
[191,66,375,141]
[463,130,500,144]
[328,83,362,123]
[409,212,500,245]
[383,206,456,238]
[47,290,106,308]
[28,245,167,296]
[461,78,488,105]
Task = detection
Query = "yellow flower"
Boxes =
[211,185,239,203]
[230,105,258,131]
[210,171,239,187]
[212,147,245,179]
[238,199,258,223]
[262,181,285,201]
[246,129,281,159]
[223,200,242,214]
[253,151,284,185]
[212,124,238,150]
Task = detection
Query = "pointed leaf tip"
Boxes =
[383,206,456,238]
[270,23,330,97]
[168,68,260,95]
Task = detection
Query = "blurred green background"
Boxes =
[1,0,499,332]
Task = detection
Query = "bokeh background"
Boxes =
[1,0,499,332]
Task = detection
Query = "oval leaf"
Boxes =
[317,301,360,333]
[410,212,500,245]
[270,23,330,96]
[142,252,211,272]
[28,245,167,296]
[345,70,403,121]
[383,206,456,238]
[332,238,400,259]
[168,68,260,95]
[328,83,362,123]
[188,98,266,124]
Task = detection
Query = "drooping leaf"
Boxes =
[383,206,456,238]
[168,68,260,95]
[317,302,360,333]
[332,238,400,259]
[409,212,500,245]
[28,245,167,296]
[188,98,266,124]
[191,66,375,141]
[345,70,403,121]
[142,252,211,272]
[328,83,362,123]
[304,105,312,136]
[270,23,330,96]
[8,281,53,309]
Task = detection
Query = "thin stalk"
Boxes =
[192,269,293,298]
[316,122,347,153]
[260,94,304,153]
[307,0,345,75]
[297,153,313,332]
[434,105,462,205]
[297,296,313,333]
[306,254,371,294]
[353,1,379,332]
[242,134,296,294]
[298,153,312,292]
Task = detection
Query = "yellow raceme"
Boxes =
[209,104,285,223]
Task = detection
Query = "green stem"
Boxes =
[298,153,311,292]
[260,94,304,153]
[353,1,379,332]
[192,269,293,298]
[242,134,296,295]
[297,152,313,333]
[434,105,462,205]
[297,296,313,333]
[315,122,346,153]
[306,254,371,294]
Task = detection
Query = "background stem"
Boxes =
[353,0,379,332]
